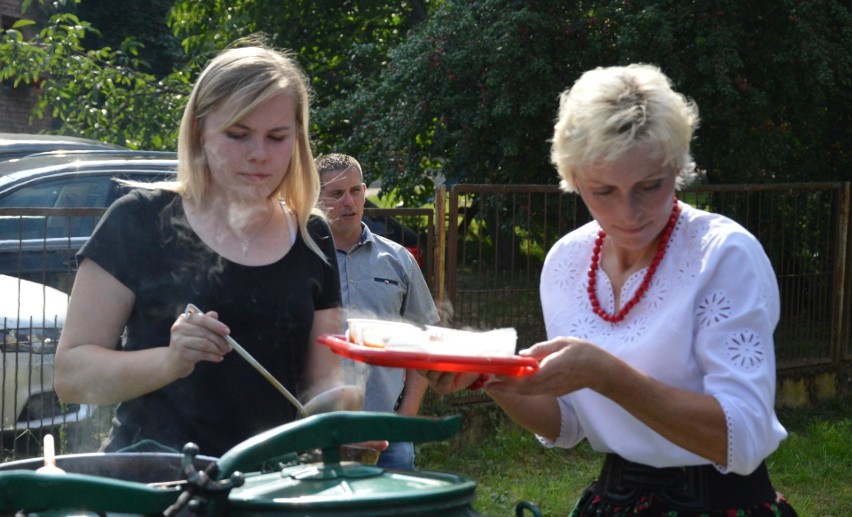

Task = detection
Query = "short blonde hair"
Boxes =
[550,63,701,193]
[174,40,325,258]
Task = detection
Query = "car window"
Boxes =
[0,176,109,208]
[0,180,62,208]
[0,177,110,239]
[59,179,110,209]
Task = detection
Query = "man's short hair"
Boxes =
[315,153,363,181]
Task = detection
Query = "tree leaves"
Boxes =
[1,0,849,195]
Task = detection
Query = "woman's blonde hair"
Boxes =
[550,63,701,193]
[175,39,325,258]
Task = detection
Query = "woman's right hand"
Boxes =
[488,337,615,397]
[168,309,232,377]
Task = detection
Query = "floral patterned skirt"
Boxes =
[568,484,797,516]
[568,455,798,516]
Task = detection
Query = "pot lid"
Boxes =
[227,463,477,512]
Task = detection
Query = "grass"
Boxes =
[416,397,852,516]
[769,402,852,515]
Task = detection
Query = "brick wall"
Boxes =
[0,85,53,132]
[0,0,21,16]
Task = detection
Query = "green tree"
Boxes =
[1,0,433,152]
[342,0,851,202]
[76,0,182,77]
[167,0,433,151]
[0,0,191,148]
[339,0,596,204]
[599,0,852,184]
[1,0,849,193]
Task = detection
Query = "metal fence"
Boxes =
[0,182,849,458]
[442,183,851,368]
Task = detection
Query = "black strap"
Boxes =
[596,454,777,511]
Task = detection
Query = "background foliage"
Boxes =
[2,0,850,203]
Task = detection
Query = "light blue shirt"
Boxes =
[336,223,439,412]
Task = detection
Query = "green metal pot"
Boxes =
[0,412,541,517]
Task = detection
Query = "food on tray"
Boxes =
[346,318,517,357]
[346,319,421,348]
[317,333,539,376]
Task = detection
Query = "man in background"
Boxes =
[316,153,440,470]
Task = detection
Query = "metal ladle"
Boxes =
[183,304,363,417]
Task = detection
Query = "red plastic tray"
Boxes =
[317,334,539,377]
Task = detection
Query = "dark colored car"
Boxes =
[0,150,178,292]
[0,150,425,291]
[0,133,125,162]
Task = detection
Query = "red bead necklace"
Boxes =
[587,196,681,323]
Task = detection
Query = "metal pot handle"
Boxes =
[515,500,543,516]
[213,411,462,479]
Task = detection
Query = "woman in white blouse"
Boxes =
[423,64,797,515]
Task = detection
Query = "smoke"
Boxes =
[436,297,455,327]
[341,309,383,392]
[341,357,371,392]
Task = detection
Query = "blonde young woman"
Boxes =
[55,42,346,456]
[423,64,797,515]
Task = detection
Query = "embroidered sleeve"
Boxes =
[694,231,787,474]
[538,233,590,450]
[537,396,585,449]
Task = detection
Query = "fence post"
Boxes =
[434,183,448,323]
[834,182,851,361]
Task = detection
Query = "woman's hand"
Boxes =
[416,370,482,395]
[57,261,234,405]
[488,337,615,397]
[169,309,232,378]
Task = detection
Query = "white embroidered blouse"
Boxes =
[539,201,788,475]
